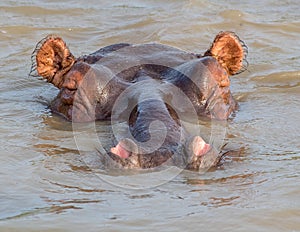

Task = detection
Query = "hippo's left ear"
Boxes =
[204,31,248,75]
[30,35,76,88]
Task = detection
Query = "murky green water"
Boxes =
[0,0,299,231]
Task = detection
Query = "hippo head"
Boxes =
[29,32,247,171]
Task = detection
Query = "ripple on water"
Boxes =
[0,0,300,231]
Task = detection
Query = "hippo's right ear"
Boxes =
[30,35,76,88]
[204,31,248,75]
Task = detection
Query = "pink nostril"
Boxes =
[111,143,130,159]
[192,136,212,156]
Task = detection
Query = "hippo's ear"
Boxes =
[30,35,76,88]
[204,31,248,75]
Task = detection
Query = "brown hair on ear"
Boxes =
[204,31,248,75]
[30,35,76,88]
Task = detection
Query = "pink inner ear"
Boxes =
[111,143,130,159]
[192,136,211,157]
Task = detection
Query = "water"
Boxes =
[1,0,300,231]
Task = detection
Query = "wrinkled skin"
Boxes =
[108,90,221,170]
[31,31,247,170]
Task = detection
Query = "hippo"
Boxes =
[30,31,247,171]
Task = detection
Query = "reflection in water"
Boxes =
[1,202,98,221]
[202,196,241,207]
[47,180,106,193]
[0,0,299,231]
[186,172,258,186]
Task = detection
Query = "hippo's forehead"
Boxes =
[93,43,198,74]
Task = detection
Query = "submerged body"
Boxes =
[31,31,247,170]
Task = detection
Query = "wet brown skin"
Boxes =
[31,31,247,170]
[107,97,222,170]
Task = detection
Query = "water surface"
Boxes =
[0,0,299,231]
